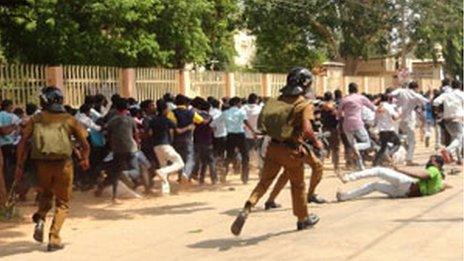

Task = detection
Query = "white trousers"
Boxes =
[445,121,463,162]
[339,167,417,200]
[399,121,415,161]
[154,145,185,178]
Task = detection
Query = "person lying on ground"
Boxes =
[336,155,451,202]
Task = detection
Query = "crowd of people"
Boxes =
[0,68,462,249]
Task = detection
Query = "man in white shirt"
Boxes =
[209,98,228,174]
[390,81,429,165]
[433,80,464,164]
[75,103,102,132]
[373,94,401,166]
[440,78,452,93]
[243,93,262,163]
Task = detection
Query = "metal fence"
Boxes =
[135,68,178,101]
[190,70,225,98]
[0,63,443,107]
[269,74,287,97]
[0,64,46,106]
[63,65,120,107]
[235,72,262,98]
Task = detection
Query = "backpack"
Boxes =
[257,97,308,142]
[31,114,73,160]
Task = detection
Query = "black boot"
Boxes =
[32,214,44,243]
[297,213,320,230]
[307,194,327,204]
[47,243,65,252]
[231,202,252,236]
[264,201,281,210]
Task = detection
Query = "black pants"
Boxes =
[323,126,340,170]
[213,137,227,158]
[1,144,16,189]
[110,153,137,199]
[225,133,249,183]
[373,131,401,166]
[192,144,217,184]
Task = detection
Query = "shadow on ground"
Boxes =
[187,229,297,251]
[0,241,47,258]
[70,201,215,221]
[220,207,292,217]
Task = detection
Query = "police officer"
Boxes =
[15,86,90,251]
[231,67,322,236]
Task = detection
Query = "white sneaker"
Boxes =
[162,181,170,195]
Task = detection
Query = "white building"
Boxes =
[233,30,256,68]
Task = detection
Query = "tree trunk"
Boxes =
[0,150,6,205]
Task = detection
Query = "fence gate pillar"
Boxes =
[46,66,63,89]
[121,68,136,98]
[225,72,235,97]
[179,70,191,95]
[261,73,271,97]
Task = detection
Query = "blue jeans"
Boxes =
[345,127,371,169]
[173,140,194,178]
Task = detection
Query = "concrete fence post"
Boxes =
[225,72,235,97]
[46,66,64,89]
[120,68,136,98]
[261,73,271,97]
[179,70,191,95]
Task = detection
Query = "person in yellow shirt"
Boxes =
[170,95,204,181]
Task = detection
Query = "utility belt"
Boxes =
[270,139,300,150]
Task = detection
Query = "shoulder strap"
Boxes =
[287,98,310,123]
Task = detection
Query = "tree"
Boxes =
[201,0,239,71]
[0,0,241,69]
[243,0,462,76]
[0,0,170,67]
[243,0,397,73]
[408,0,463,79]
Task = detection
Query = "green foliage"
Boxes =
[243,0,396,72]
[243,0,462,76]
[0,0,240,68]
[409,0,463,79]
[201,0,239,70]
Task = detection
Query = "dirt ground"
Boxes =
[0,143,463,261]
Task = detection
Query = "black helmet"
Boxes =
[40,86,65,113]
[280,67,313,96]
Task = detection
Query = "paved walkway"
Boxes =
[0,144,462,260]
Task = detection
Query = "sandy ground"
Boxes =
[0,143,463,261]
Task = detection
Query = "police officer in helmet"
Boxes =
[231,67,322,236]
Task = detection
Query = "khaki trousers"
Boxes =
[33,159,73,245]
[267,147,323,203]
[247,143,308,220]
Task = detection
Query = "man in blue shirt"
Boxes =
[0,99,19,189]
[222,97,256,184]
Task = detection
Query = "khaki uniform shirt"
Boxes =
[278,95,314,144]
[23,111,88,154]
